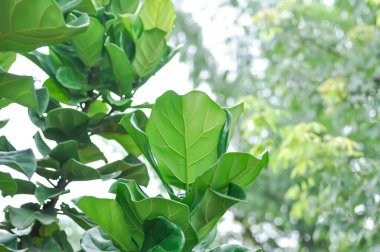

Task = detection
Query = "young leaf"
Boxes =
[141,217,185,252]
[0,0,90,52]
[138,0,176,33]
[109,0,139,15]
[133,29,168,77]
[146,91,226,189]
[72,17,104,67]
[226,103,244,144]
[75,197,136,251]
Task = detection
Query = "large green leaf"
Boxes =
[0,52,16,71]
[0,149,36,179]
[146,91,226,189]
[80,227,118,252]
[0,73,39,113]
[138,0,176,33]
[76,197,136,251]
[133,29,168,78]
[111,180,197,250]
[141,217,185,252]
[72,17,104,67]
[0,0,89,52]
[105,43,135,95]
[119,113,173,193]
[6,204,57,230]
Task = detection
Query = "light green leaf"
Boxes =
[87,100,108,118]
[146,91,226,189]
[105,43,135,95]
[72,17,104,67]
[141,217,185,252]
[43,78,73,105]
[226,103,244,144]
[0,52,16,71]
[121,14,144,43]
[0,0,89,52]
[0,149,36,179]
[133,29,168,77]
[76,197,135,251]
[0,73,39,113]
[109,0,139,15]
[81,227,118,252]
[138,0,176,33]
[56,0,97,15]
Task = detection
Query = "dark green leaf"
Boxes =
[34,183,69,204]
[7,204,57,230]
[0,233,17,249]
[0,120,8,130]
[141,217,185,252]
[0,149,36,179]
[0,136,15,151]
[49,140,80,163]
[0,172,17,197]
[33,132,51,157]
[60,203,96,231]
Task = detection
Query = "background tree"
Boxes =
[173,0,380,251]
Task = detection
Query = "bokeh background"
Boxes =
[1,0,380,251]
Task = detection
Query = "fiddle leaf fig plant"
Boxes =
[0,0,267,251]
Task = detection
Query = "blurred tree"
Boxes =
[173,0,380,251]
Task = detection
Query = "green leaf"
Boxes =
[14,179,36,195]
[0,172,17,197]
[49,140,80,163]
[105,43,135,95]
[23,51,58,79]
[0,136,15,151]
[133,29,168,78]
[87,100,108,118]
[76,197,136,251]
[0,0,89,52]
[111,180,197,250]
[138,0,176,33]
[61,158,100,181]
[207,244,252,252]
[72,17,104,67]
[60,203,96,231]
[43,78,73,105]
[0,73,39,113]
[56,0,97,15]
[217,109,232,157]
[141,217,185,252]
[80,227,118,252]
[190,184,246,240]
[121,14,144,43]
[34,183,69,204]
[226,103,244,144]
[109,0,139,15]
[0,120,9,130]
[36,88,50,115]
[0,233,17,249]
[146,91,226,189]
[119,113,173,193]
[56,66,89,91]
[33,131,51,157]
[0,149,36,179]
[0,52,16,71]
[7,204,57,230]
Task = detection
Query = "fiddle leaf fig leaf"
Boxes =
[56,66,89,91]
[133,29,168,78]
[0,120,9,130]
[0,52,16,71]
[0,233,17,249]
[226,103,244,144]
[0,149,36,179]
[0,172,17,197]
[7,204,57,230]
[49,140,80,163]
[34,183,69,204]
[141,217,185,252]
[105,43,135,95]
[0,73,39,113]
[138,0,176,33]
[72,17,104,67]
[121,14,144,43]
[0,0,90,52]
[75,197,136,251]
[80,227,118,252]
[0,136,16,151]
[109,0,139,15]
[61,203,96,231]
[33,131,52,157]
[146,91,226,189]
[56,0,97,15]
